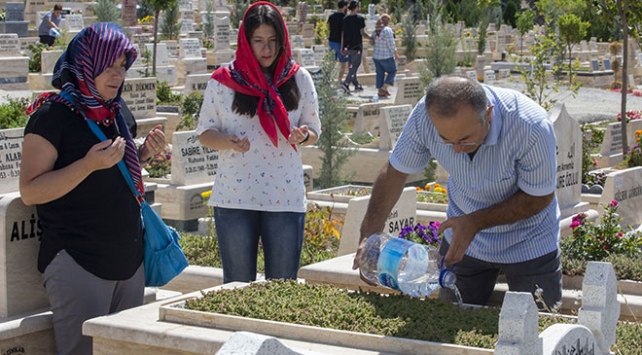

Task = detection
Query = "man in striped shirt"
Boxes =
[354,75,562,310]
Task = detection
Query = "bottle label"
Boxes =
[377,238,414,290]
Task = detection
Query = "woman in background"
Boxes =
[197,2,321,284]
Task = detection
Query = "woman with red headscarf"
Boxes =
[20,23,165,354]
[197,2,321,283]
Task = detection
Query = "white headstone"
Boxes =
[337,187,417,256]
[393,76,423,106]
[65,14,84,32]
[290,35,305,49]
[171,130,219,186]
[577,262,619,355]
[214,16,231,50]
[599,167,642,228]
[495,292,542,355]
[179,38,202,58]
[0,193,49,317]
[599,122,623,157]
[121,78,157,119]
[183,73,211,95]
[466,70,478,81]
[380,105,413,150]
[551,104,584,219]
[0,128,24,194]
[145,43,170,66]
[0,34,21,57]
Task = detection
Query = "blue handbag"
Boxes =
[86,117,188,287]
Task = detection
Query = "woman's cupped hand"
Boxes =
[84,137,126,171]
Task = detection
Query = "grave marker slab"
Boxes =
[599,121,623,157]
[599,166,642,228]
[0,34,21,57]
[551,104,585,219]
[214,16,230,50]
[466,70,478,81]
[145,43,170,66]
[183,73,211,95]
[121,0,137,26]
[393,76,423,106]
[337,187,417,256]
[0,128,23,195]
[0,193,48,317]
[590,59,600,72]
[603,58,611,70]
[121,78,157,119]
[180,38,202,58]
[170,130,219,186]
[65,14,84,32]
[380,105,412,150]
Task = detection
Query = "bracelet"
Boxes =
[299,131,310,145]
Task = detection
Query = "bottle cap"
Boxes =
[438,257,457,289]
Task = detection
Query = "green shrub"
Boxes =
[156,81,182,105]
[0,96,30,129]
[176,91,203,131]
[27,43,50,73]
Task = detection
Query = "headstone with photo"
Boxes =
[380,105,412,150]
[551,103,587,219]
[590,59,600,72]
[337,187,417,256]
[603,58,612,71]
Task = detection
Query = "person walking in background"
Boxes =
[38,3,62,46]
[353,75,562,311]
[327,0,349,82]
[197,2,321,284]
[341,0,370,93]
[371,14,397,98]
[296,1,309,33]
[20,23,166,354]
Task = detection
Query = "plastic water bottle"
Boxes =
[372,94,379,102]
[359,233,456,298]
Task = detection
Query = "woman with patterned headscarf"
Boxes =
[197,2,321,284]
[20,23,165,354]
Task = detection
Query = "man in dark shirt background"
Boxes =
[327,0,348,82]
[341,0,370,93]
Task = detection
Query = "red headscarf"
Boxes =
[211,1,300,149]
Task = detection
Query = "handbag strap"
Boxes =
[85,118,143,202]
[60,90,143,203]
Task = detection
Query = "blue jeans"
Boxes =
[374,57,397,89]
[438,240,562,310]
[214,207,305,283]
[329,41,348,62]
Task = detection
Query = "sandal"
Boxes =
[378,89,390,97]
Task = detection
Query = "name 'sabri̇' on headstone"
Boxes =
[171,130,219,186]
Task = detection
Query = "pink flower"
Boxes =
[570,220,581,229]
[617,232,623,238]
[609,200,618,208]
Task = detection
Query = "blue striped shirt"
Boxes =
[390,85,560,263]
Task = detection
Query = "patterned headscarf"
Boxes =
[211,1,300,150]
[26,23,144,200]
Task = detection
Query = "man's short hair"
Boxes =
[53,3,63,11]
[348,0,359,11]
[338,0,348,8]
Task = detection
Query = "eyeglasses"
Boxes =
[437,121,487,148]
[104,65,127,76]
